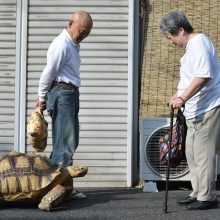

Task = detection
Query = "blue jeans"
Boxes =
[46,85,79,167]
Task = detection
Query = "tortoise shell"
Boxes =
[0,151,60,201]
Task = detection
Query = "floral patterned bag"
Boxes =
[159,108,187,167]
[27,109,48,152]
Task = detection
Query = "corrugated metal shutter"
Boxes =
[26,0,128,187]
[0,0,16,154]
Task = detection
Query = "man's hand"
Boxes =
[36,100,46,112]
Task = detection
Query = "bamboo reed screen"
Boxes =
[140,0,220,118]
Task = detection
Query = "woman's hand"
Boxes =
[169,96,185,109]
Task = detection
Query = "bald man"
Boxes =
[36,11,93,199]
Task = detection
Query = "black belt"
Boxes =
[52,81,79,91]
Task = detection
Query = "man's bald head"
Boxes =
[70,11,93,29]
[67,10,93,44]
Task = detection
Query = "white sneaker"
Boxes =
[71,189,86,200]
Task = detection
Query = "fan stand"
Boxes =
[143,181,158,192]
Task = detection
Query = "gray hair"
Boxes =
[160,11,193,35]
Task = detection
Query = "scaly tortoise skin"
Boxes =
[0,151,88,211]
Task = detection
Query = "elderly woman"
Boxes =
[160,11,220,210]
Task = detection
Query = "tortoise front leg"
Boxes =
[63,178,74,201]
[38,184,68,211]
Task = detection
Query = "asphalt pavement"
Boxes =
[0,181,220,220]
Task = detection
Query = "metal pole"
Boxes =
[164,107,174,213]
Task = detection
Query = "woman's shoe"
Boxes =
[177,196,197,205]
[187,199,218,210]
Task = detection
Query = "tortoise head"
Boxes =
[65,166,88,178]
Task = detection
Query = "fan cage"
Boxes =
[145,126,189,179]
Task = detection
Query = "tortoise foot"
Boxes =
[38,198,52,211]
[38,185,67,211]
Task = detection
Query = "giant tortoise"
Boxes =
[0,151,87,211]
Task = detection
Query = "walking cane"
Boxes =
[163,107,174,213]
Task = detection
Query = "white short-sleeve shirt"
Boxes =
[178,33,220,119]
